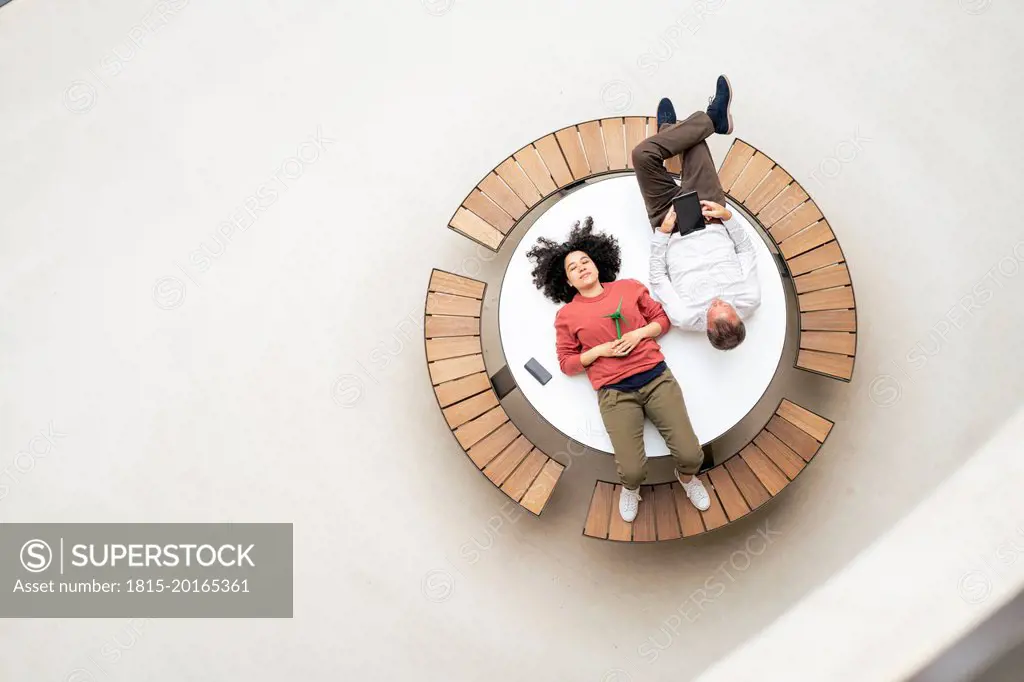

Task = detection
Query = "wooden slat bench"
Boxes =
[425,268,565,515]
[582,399,832,541]
[449,117,679,251]
[718,139,857,381]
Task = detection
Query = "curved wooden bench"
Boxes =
[425,269,564,515]
[718,139,857,381]
[448,117,680,251]
[582,399,832,541]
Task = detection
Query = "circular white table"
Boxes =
[498,176,787,457]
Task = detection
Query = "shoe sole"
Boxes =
[721,74,734,135]
[657,99,676,131]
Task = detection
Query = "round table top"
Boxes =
[497,176,787,457]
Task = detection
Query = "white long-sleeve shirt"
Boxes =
[648,216,761,331]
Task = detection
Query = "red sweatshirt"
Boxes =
[555,279,672,390]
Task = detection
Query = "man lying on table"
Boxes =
[632,74,761,350]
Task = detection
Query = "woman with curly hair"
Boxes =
[526,218,710,522]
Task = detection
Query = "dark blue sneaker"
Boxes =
[706,75,733,135]
[657,97,676,132]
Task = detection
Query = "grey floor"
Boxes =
[912,587,1024,682]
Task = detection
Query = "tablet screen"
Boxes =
[671,190,704,237]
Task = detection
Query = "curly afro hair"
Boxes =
[526,216,622,304]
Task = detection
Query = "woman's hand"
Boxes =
[612,330,645,356]
[658,206,677,234]
[595,340,621,358]
[581,340,619,367]
[700,200,732,221]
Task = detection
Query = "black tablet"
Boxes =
[671,190,704,237]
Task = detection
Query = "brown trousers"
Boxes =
[597,368,703,489]
[631,111,728,228]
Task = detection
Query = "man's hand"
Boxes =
[612,330,645,356]
[658,206,677,234]
[700,200,732,221]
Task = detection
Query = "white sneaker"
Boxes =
[619,486,642,522]
[678,473,711,511]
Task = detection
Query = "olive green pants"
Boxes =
[597,368,703,489]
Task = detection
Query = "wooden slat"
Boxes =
[435,372,491,408]
[708,467,749,521]
[443,390,499,429]
[758,184,809,227]
[673,482,706,537]
[633,485,658,542]
[521,459,563,514]
[725,456,771,510]
[730,152,775,202]
[478,172,527,220]
[495,158,542,207]
[744,167,792,214]
[753,431,805,480]
[533,134,574,188]
[741,443,790,495]
[799,286,854,312]
[653,484,681,540]
[787,242,845,276]
[450,207,502,250]
[623,117,647,169]
[426,291,482,317]
[801,331,856,355]
[729,448,774,501]
[554,127,590,180]
[765,415,820,462]
[584,481,615,538]
[426,335,481,362]
[578,121,608,174]
[769,201,823,242]
[466,422,520,469]
[718,139,755,191]
[779,221,835,259]
[775,403,824,435]
[698,473,729,531]
[429,270,485,298]
[778,400,833,442]
[429,353,485,385]
[425,314,480,338]
[601,118,628,170]
[664,154,682,176]
[794,263,850,294]
[607,485,633,541]
[501,449,546,501]
[481,434,532,481]
[797,350,854,380]
[454,405,508,449]
[513,145,557,196]
[463,189,514,234]
[801,309,857,332]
